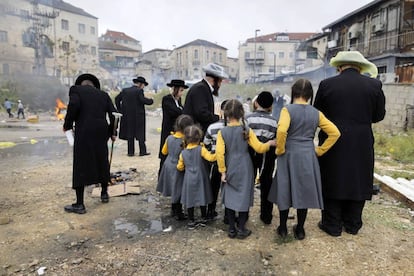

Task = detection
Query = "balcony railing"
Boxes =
[399,30,414,49]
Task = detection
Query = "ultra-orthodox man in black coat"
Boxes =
[314,68,386,202]
[159,94,183,159]
[183,79,219,133]
[63,83,116,188]
[116,85,153,142]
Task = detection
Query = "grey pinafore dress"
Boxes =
[157,135,184,203]
[220,126,254,212]
[180,146,213,208]
[268,104,324,210]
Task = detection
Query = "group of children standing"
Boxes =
[157,78,340,240]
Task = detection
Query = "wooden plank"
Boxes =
[374,174,414,209]
[91,183,140,198]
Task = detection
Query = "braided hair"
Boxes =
[174,114,194,133]
[223,99,249,140]
[183,124,203,148]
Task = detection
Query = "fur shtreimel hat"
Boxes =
[330,51,378,78]
[256,91,273,109]
[75,73,100,89]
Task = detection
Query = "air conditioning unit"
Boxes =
[372,23,385,33]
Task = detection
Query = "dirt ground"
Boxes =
[0,113,414,275]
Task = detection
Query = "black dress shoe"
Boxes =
[237,228,252,239]
[175,212,188,221]
[260,215,272,225]
[64,204,86,214]
[276,226,288,238]
[344,227,359,235]
[127,153,135,157]
[139,152,150,156]
[101,192,109,203]
[318,221,341,237]
[228,229,237,239]
[293,225,305,240]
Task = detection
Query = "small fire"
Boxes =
[55,98,67,120]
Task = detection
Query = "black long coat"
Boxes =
[159,94,183,158]
[115,85,153,141]
[314,68,386,201]
[63,85,116,188]
[183,79,219,133]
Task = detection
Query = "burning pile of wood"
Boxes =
[55,98,67,120]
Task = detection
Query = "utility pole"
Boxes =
[22,0,58,75]
[253,29,260,83]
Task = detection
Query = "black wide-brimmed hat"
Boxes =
[75,73,100,89]
[132,76,148,86]
[167,79,188,89]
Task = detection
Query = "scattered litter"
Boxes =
[27,115,39,123]
[37,266,46,275]
[163,226,173,232]
[0,142,16,149]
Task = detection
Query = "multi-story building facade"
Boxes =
[226,57,239,83]
[139,49,173,91]
[0,0,35,75]
[323,0,414,83]
[238,32,316,84]
[100,30,142,55]
[173,39,228,82]
[0,0,100,85]
[98,40,139,88]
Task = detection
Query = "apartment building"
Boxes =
[173,39,228,82]
[0,0,42,75]
[323,0,414,83]
[238,32,316,84]
[0,0,100,85]
[226,57,239,83]
[99,40,140,88]
[100,30,142,55]
[139,49,173,90]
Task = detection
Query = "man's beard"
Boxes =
[212,83,220,96]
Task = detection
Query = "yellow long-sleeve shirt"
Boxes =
[216,122,271,173]
[176,143,216,171]
[161,131,184,155]
[276,105,340,157]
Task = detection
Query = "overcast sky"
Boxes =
[67,0,373,57]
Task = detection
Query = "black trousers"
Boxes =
[127,138,147,155]
[321,198,365,235]
[249,147,276,223]
[207,163,221,214]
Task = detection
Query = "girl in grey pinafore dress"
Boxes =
[216,99,274,239]
[268,79,340,240]
[157,114,194,220]
[177,125,216,229]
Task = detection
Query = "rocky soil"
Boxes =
[0,114,413,275]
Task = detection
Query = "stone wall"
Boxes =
[254,82,414,132]
[377,84,414,132]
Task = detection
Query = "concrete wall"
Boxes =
[379,84,414,131]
